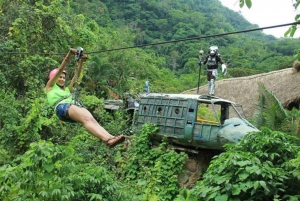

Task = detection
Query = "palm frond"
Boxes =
[253,83,288,129]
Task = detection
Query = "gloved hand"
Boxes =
[198,61,203,66]
[222,64,227,75]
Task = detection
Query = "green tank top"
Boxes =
[46,84,73,109]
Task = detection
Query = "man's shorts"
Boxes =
[56,103,77,123]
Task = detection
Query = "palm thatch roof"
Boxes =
[182,67,300,118]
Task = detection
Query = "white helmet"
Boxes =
[209,46,218,56]
[209,46,218,51]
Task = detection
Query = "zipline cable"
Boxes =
[87,22,300,54]
[3,21,300,55]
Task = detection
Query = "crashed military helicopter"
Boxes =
[105,92,259,151]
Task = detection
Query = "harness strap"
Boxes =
[53,94,72,108]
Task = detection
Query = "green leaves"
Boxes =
[253,83,288,130]
[239,0,252,9]
[44,164,54,173]
[185,128,300,200]
[0,140,131,201]
[285,25,297,37]
[245,0,252,8]
[117,123,187,200]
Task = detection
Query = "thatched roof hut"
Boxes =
[183,67,300,118]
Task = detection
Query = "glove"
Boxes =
[198,61,203,66]
[221,64,227,75]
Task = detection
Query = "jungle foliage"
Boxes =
[0,0,300,200]
[176,128,300,201]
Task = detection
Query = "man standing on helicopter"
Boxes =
[199,46,227,96]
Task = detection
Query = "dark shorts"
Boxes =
[56,103,82,123]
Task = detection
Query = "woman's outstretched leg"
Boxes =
[68,105,124,146]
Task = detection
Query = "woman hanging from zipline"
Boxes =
[45,48,125,147]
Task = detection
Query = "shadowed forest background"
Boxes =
[1,0,300,200]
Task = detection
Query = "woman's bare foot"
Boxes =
[105,135,125,147]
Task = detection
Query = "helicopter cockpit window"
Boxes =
[196,101,244,125]
[196,102,219,124]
